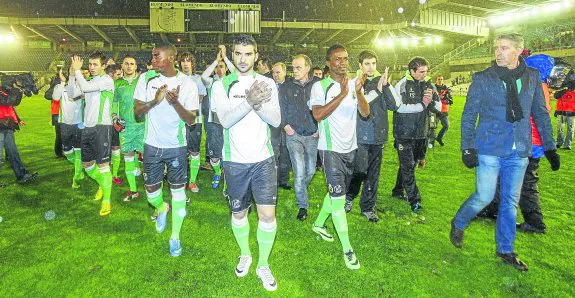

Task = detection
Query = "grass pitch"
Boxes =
[0,95,574,297]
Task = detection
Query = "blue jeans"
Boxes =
[286,132,318,209]
[437,113,450,142]
[0,129,27,180]
[453,151,528,253]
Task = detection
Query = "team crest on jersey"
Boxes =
[333,185,342,194]
[398,144,404,151]
[409,88,416,99]
[328,184,334,193]
[231,199,241,209]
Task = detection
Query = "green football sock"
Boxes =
[231,216,251,256]
[64,149,75,165]
[257,220,277,267]
[211,159,222,176]
[111,149,121,178]
[73,150,83,180]
[188,154,200,183]
[99,166,113,204]
[124,155,137,192]
[170,187,187,240]
[314,193,332,227]
[85,164,102,185]
[146,188,167,212]
[331,196,352,252]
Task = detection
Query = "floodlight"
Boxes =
[411,38,418,45]
[411,21,416,27]
[385,38,395,47]
[5,34,15,43]
[434,36,443,43]
[564,0,573,8]
[375,38,385,47]
[419,0,427,4]
[424,37,433,45]
[400,38,409,46]
[398,7,404,13]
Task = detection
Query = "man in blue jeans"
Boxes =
[279,54,320,220]
[450,33,560,271]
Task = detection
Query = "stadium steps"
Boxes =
[430,38,487,73]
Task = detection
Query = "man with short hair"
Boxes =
[105,63,124,186]
[69,52,115,216]
[272,62,286,85]
[310,44,370,270]
[179,52,208,193]
[256,57,273,79]
[280,54,320,220]
[271,61,291,190]
[450,33,559,271]
[312,66,323,79]
[113,55,144,201]
[201,45,235,193]
[211,35,281,291]
[391,57,442,212]
[54,67,84,189]
[134,43,199,257]
[344,50,400,222]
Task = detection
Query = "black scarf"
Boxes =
[491,57,527,123]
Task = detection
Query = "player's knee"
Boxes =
[232,210,248,220]
[145,183,161,193]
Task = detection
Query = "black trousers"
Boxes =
[347,143,384,212]
[480,157,545,229]
[392,139,426,205]
[273,130,292,186]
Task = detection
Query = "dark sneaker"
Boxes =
[17,172,38,184]
[450,219,464,248]
[437,139,445,146]
[517,222,546,234]
[362,211,379,222]
[496,252,528,271]
[278,183,292,190]
[566,146,572,150]
[410,203,422,212]
[344,199,353,213]
[477,209,497,220]
[297,208,307,221]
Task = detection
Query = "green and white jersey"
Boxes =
[211,71,279,163]
[310,77,359,154]
[74,71,115,127]
[133,70,199,149]
[53,83,83,125]
[114,75,140,125]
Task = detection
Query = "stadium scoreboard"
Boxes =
[150,2,261,34]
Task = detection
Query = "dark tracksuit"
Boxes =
[391,74,441,205]
[346,76,393,212]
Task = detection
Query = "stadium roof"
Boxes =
[0,0,565,50]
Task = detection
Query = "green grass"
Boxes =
[1,95,574,297]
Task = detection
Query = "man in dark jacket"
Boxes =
[391,57,442,212]
[344,50,397,222]
[450,33,560,271]
[279,54,320,220]
[0,82,38,185]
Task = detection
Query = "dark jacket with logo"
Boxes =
[279,76,320,136]
[356,76,392,145]
[393,74,441,140]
